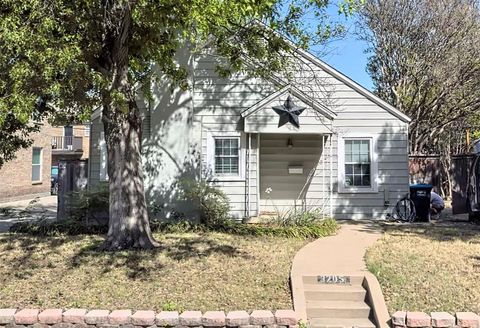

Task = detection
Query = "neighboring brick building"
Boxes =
[0,123,53,201]
[0,123,91,202]
[51,124,90,166]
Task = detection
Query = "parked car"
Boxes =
[51,166,59,195]
[467,153,480,221]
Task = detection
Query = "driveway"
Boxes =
[0,196,57,233]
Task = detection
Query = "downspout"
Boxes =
[329,134,333,218]
[247,133,251,218]
[322,134,326,219]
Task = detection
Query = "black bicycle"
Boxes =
[386,193,416,222]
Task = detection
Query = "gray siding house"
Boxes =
[88,46,411,220]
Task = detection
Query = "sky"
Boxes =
[310,4,375,91]
[320,33,374,91]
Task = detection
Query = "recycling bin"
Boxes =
[410,184,433,222]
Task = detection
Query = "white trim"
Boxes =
[329,135,333,217]
[337,133,379,194]
[206,131,246,181]
[256,133,261,216]
[247,133,251,217]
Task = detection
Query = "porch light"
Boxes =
[287,136,293,148]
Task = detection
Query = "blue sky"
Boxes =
[310,4,374,91]
[320,32,374,91]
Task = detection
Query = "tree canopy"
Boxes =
[0,0,355,249]
[358,0,480,154]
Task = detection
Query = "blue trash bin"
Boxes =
[410,184,433,222]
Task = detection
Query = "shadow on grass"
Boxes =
[0,232,250,281]
[335,218,480,243]
[377,220,480,243]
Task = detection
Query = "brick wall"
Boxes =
[0,308,299,328]
[50,124,90,160]
[392,311,480,328]
[0,123,53,201]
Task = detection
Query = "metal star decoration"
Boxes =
[272,95,306,128]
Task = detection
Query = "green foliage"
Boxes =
[10,217,338,239]
[67,184,109,225]
[0,0,354,167]
[181,180,231,226]
[267,208,324,227]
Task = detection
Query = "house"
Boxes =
[0,123,91,202]
[88,46,411,220]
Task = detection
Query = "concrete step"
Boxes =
[306,300,371,318]
[304,284,367,301]
[309,317,376,328]
[302,275,365,286]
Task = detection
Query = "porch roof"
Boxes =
[240,85,335,134]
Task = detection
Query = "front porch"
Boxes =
[244,132,334,219]
[240,86,336,220]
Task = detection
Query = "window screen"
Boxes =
[344,139,371,187]
[214,138,239,175]
[32,148,42,182]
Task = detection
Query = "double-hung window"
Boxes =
[207,132,245,180]
[338,135,378,193]
[32,147,42,183]
[345,140,371,187]
[214,138,240,175]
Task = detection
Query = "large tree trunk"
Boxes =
[98,2,158,250]
[101,102,159,250]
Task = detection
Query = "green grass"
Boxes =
[0,232,309,311]
[366,222,480,313]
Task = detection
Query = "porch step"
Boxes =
[302,275,365,285]
[306,300,371,318]
[309,318,376,328]
[303,284,367,301]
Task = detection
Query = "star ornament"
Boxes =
[272,95,306,128]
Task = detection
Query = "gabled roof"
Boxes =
[294,48,411,123]
[241,84,336,120]
[248,20,411,123]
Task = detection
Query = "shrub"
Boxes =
[10,217,338,239]
[180,179,231,226]
[66,183,109,225]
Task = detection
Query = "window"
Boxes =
[338,135,378,193]
[215,138,239,175]
[84,124,91,137]
[344,140,371,187]
[207,132,245,180]
[32,148,42,182]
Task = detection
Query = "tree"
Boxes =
[358,0,480,154]
[0,0,353,250]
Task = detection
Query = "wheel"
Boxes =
[393,197,416,222]
[467,198,480,222]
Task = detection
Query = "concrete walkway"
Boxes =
[290,221,389,326]
[0,196,57,233]
[291,221,383,276]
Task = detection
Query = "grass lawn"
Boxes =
[0,232,307,311]
[366,222,480,313]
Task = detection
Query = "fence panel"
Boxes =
[451,155,475,215]
[57,160,88,220]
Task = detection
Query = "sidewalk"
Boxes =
[291,221,383,276]
[0,196,57,233]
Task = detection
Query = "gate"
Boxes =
[451,155,475,214]
[57,160,88,220]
